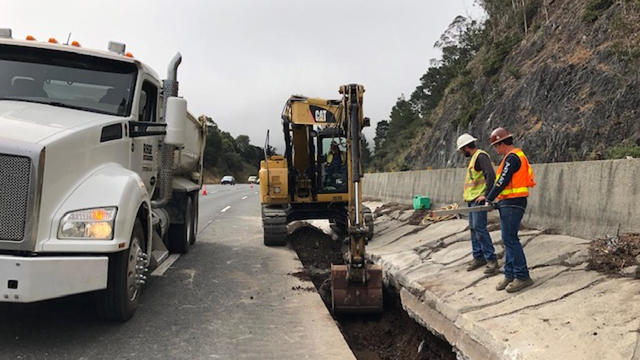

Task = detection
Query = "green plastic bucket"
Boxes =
[413,195,431,210]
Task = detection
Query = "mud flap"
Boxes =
[331,264,383,314]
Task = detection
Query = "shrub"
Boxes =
[606,144,640,159]
[583,0,614,22]
[482,35,522,77]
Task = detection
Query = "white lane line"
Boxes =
[242,196,248,200]
[151,254,180,277]
[221,205,231,213]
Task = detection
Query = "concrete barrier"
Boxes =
[364,158,640,239]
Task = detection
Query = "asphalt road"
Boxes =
[0,184,354,360]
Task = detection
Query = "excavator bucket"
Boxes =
[331,264,383,314]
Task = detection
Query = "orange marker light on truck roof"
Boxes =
[71,40,81,47]
[48,37,58,44]
[125,52,134,58]
[25,35,36,41]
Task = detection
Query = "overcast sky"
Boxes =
[1,0,483,152]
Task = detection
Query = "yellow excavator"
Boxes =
[259,84,382,313]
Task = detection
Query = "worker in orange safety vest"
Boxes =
[476,127,536,293]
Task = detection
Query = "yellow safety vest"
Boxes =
[463,149,489,201]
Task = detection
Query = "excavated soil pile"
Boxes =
[407,210,429,226]
[588,233,640,275]
[289,225,455,360]
[373,202,412,217]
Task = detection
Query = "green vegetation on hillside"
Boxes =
[607,144,640,159]
[371,14,486,171]
[371,0,640,171]
[201,116,265,183]
[583,0,614,22]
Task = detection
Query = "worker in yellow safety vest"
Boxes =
[476,127,536,293]
[326,141,346,165]
[324,141,346,187]
[456,133,498,274]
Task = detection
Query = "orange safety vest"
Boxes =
[495,148,536,200]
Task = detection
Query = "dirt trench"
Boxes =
[289,225,456,360]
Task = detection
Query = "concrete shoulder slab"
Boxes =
[367,211,640,359]
[525,234,591,268]
[477,278,640,360]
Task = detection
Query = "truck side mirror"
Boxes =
[165,97,186,147]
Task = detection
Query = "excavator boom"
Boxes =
[330,84,382,314]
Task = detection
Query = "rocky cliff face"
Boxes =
[404,0,640,168]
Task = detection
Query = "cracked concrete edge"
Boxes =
[401,288,513,360]
[632,331,640,360]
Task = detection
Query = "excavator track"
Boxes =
[262,205,288,246]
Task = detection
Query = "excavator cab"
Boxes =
[318,129,348,194]
[259,84,383,314]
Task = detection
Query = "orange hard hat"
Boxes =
[489,127,513,146]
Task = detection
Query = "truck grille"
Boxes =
[0,154,31,241]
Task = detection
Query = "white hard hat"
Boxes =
[456,133,477,150]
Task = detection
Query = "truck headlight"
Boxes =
[58,207,117,240]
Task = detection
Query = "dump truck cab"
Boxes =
[0,30,206,321]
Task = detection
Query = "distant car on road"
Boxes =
[248,175,258,184]
[221,175,236,185]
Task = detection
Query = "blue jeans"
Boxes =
[468,202,496,261]
[499,204,530,279]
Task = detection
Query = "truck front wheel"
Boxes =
[97,219,146,322]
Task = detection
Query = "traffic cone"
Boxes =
[202,185,208,196]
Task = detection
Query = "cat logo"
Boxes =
[309,105,336,123]
[315,109,327,122]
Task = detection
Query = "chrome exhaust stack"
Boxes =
[151,52,182,209]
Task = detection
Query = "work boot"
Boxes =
[466,258,487,271]
[505,278,534,293]
[483,260,499,274]
[495,277,514,291]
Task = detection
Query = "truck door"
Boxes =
[129,79,160,196]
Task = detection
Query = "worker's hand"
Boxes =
[475,195,486,204]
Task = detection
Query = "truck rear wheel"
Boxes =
[190,193,199,245]
[262,205,287,246]
[169,195,194,253]
[97,219,146,322]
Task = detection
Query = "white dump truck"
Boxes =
[0,29,206,321]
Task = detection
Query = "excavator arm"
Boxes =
[331,84,383,314]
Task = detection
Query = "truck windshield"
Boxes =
[0,44,137,116]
